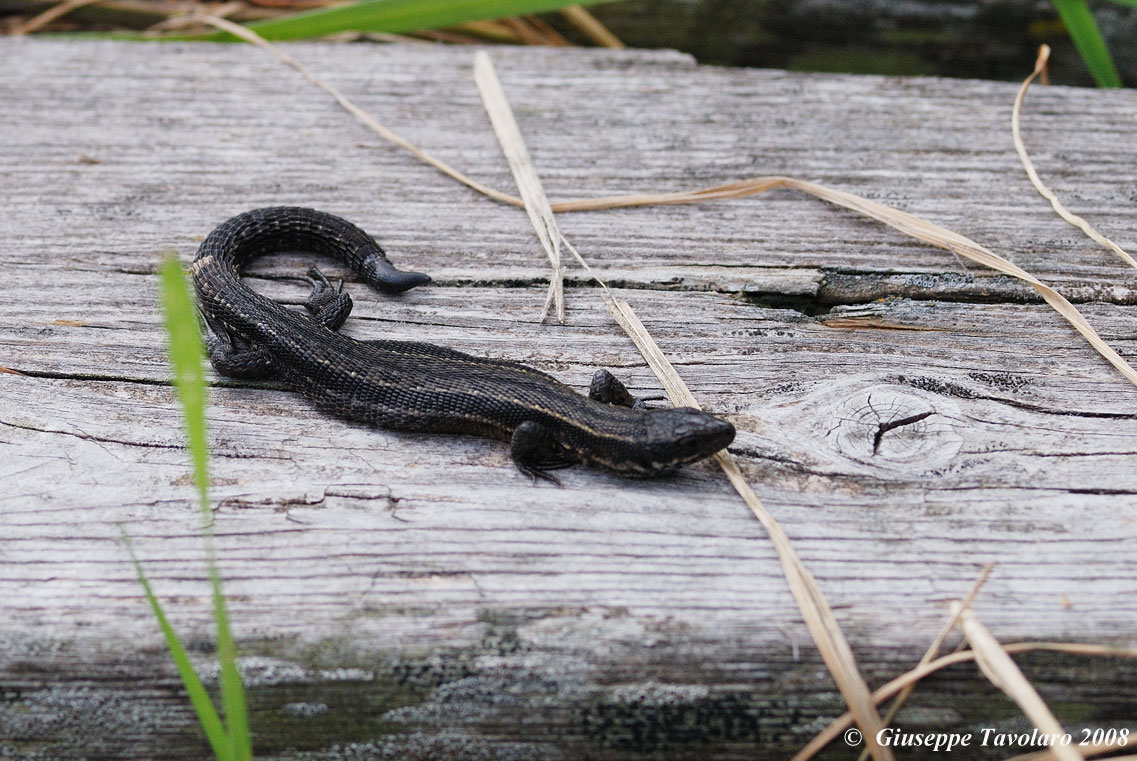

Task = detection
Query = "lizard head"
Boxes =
[604,407,735,476]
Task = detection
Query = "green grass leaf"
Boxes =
[212,565,252,761]
[1052,0,1123,87]
[156,256,253,760]
[124,533,232,761]
[159,255,210,511]
[199,0,607,42]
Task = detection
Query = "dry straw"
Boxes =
[952,601,1084,761]
[793,639,1137,761]
[473,53,565,322]
[560,4,625,48]
[9,0,98,34]
[1013,44,1137,270]
[851,562,996,761]
[795,561,1136,761]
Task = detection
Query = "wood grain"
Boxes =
[1,39,1136,760]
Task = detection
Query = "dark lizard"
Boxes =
[191,207,735,481]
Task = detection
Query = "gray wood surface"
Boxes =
[2,39,1136,760]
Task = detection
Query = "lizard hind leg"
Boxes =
[302,266,353,331]
[201,314,276,379]
[589,369,647,410]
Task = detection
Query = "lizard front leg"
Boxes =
[510,421,577,485]
[589,368,647,410]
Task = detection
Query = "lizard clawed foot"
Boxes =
[302,266,353,331]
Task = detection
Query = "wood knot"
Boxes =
[828,385,961,471]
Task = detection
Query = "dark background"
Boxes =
[580,0,1137,86]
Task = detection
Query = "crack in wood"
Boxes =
[872,410,935,455]
[0,418,181,451]
[6,367,286,391]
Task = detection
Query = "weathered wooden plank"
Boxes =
[2,39,1137,760]
[3,39,1137,300]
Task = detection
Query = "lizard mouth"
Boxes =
[596,414,735,477]
[670,417,735,466]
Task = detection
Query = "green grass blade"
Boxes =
[198,0,606,42]
[1104,0,1137,8]
[158,256,253,759]
[1052,0,1123,87]
[212,565,252,761]
[158,256,210,512]
[124,533,232,761]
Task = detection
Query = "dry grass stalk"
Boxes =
[409,28,493,45]
[472,51,895,761]
[560,4,624,48]
[952,602,1084,761]
[1013,44,1137,270]
[192,17,1137,391]
[553,175,1137,389]
[853,562,997,761]
[450,19,521,44]
[518,14,572,46]
[793,641,1137,761]
[194,15,522,208]
[573,203,903,761]
[496,16,553,46]
[472,51,565,323]
[10,0,100,34]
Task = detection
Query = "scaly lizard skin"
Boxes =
[191,207,734,481]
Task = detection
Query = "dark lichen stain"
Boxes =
[895,374,980,399]
[390,653,478,689]
[245,680,422,754]
[581,689,762,751]
[967,371,1033,392]
[178,614,535,754]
